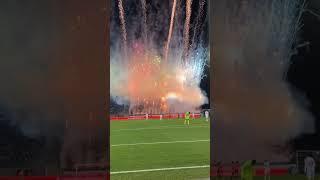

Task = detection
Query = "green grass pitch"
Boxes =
[110,118,210,180]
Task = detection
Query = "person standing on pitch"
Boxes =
[241,160,256,180]
[205,110,209,121]
[184,111,190,125]
[264,160,270,180]
[304,155,316,180]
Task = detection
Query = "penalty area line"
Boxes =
[110,165,210,175]
[111,139,210,147]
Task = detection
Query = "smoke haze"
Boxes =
[211,0,314,161]
[0,0,108,168]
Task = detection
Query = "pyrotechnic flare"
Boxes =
[183,0,193,62]
[141,0,148,44]
[118,0,127,57]
[164,0,177,62]
[191,0,206,50]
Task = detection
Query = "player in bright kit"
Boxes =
[304,156,316,180]
[264,160,270,180]
[205,110,209,121]
[184,112,190,125]
[241,160,255,180]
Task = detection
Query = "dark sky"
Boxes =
[288,0,320,149]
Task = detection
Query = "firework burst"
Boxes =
[111,0,208,114]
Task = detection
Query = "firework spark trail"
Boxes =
[164,0,177,62]
[140,0,148,62]
[118,0,127,57]
[182,0,193,62]
[141,0,148,44]
[191,0,206,50]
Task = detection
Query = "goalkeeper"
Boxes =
[184,112,190,125]
[241,160,256,180]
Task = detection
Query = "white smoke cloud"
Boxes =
[211,0,314,161]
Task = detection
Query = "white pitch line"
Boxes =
[110,165,210,174]
[111,125,208,132]
[111,139,209,147]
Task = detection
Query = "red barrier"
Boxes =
[255,168,288,176]
[0,175,109,180]
[110,113,202,121]
[60,175,109,180]
[110,117,128,120]
[0,177,57,180]
[149,115,160,119]
[210,167,288,177]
